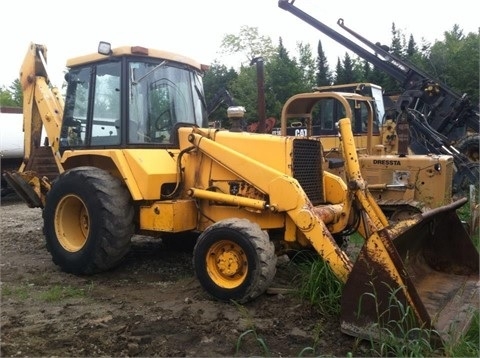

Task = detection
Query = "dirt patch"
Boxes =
[0,194,369,357]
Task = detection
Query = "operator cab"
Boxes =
[60,42,208,151]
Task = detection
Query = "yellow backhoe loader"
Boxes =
[4,42,478,347]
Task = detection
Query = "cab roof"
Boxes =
[66,45,206,71]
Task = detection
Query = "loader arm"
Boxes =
[338,122,478,344]
[186,128,353,281]
[186,119,395,283]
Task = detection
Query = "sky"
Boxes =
[1,0,478,88]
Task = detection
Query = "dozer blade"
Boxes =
[341,198,479,346]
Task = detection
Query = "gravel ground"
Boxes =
[0,193,368,357]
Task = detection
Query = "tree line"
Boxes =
[204,24,479,126]
[1,23,478,128]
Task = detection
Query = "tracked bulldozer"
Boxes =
[276,89,458,222]
[4,41,478,347]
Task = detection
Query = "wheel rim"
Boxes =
[206,240,248,289]
[54,194,89,252]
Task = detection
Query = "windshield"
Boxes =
[128,61,207,144]
[370,86,386,125]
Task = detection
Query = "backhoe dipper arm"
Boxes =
[3,43,65,209]
[279,0,460,97]
[19,42,64,172]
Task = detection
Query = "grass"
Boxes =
[39,284,88,302]
[1,285,29,299]
[359,282,440,357]
[445,311,479,357]
[1,282,93,302]
[292,250,343,316]
[456,186,480,246]
[231,300,270,356]
[293,256,432,356]
[293,256,479,357]
[361,283,480,357]
[290,190,480,357]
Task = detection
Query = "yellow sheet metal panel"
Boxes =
[61,148,180,200]
[205,130,293,175]
[359,154,454,209]
[123,149,179,200]
[140,200,197,232]
[194,204,285,232]
[60,149,144,200]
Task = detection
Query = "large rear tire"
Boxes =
[193,218,276,303]
[43,167,134,275]
[456,134,479,162]
[453,161,480,196]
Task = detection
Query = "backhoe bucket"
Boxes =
[341,198,479,346]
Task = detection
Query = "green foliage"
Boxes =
[1,285,29,300]
[293,252,343,316]
[316,40,333,86]
[360,283,439,357]
[3,23,477,127]
[230,65,261,123]
[445,311,479,358]
[0,79,22,107]
[265,44,307,112]
[220,25,276,65]
[39,285,87,302]
[231,300,270,356]
[296,42,317,89]
[427,26,480,101]
[203,61,238,124]
[335,53,363,84]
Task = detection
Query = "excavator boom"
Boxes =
[278,0,480,188]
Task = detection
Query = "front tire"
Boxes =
[193,218,277,303]
[43,167,134,275]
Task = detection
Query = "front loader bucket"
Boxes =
[341,198,479,346]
